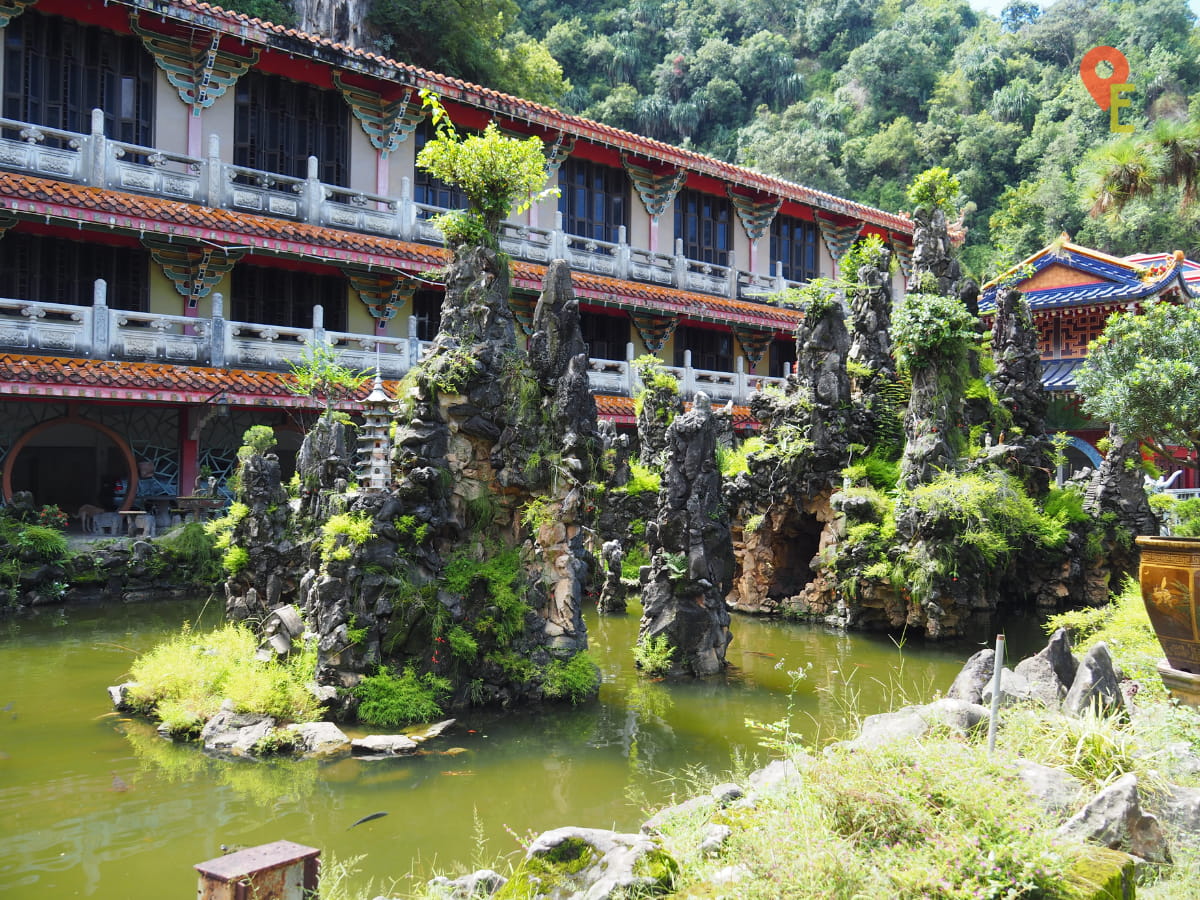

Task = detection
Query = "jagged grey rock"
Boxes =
[427,868,507,898]
[1148,784,1200,846]
[351,734,419,755]
[517,827,677,900]
[747,758,802,795]
[710,783,744,805]
[946,648,996,704]
[699,824,733,856]
[285,721,351,759]
[1063,642,1125,718]
[640,393,733,676]
[409,718,457,744]
[980,669,1033,707]
[1014,760,1085,819]
[107,682,137,711]
[1058,773,1170,863]
[200,703,276,758]
[843,699,989,750]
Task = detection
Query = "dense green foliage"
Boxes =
[890,291,979,372]
[1076,300,1200,468]
[416,93,557,238]
[127,622,321,733]
[353,665,453,727]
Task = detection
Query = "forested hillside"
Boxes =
[233,0,1200,277]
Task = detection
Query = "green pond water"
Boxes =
[0,597,1042,898]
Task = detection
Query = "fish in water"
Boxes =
[110,772,131,792]
[348,811,388,830]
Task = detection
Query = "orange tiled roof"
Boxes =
[117,0,913,237]
[0,354,329,407]
[0,354,761,427]
[594,394,757,430]
[0,172,802,333]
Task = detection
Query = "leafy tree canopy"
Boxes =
[1076,301,1200,467]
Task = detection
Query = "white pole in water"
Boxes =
[987,633,1005,755]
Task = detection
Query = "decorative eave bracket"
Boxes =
[333,73,424,157]
[630,312,679,354]
[143,237,245,309]
[815,214,863,267]
[345,268,417,322]
[131,13,260,116]
[622,155,687,221]
[727,189,781,243]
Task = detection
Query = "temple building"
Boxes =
[979,236,1200,489]
[0,0,913,518]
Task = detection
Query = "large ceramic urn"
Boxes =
[1136,536,1200,674]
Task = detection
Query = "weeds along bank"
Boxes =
[382,582,1200,900]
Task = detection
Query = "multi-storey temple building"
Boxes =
[0,0,914,517]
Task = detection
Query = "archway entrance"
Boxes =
[2,417,138,515]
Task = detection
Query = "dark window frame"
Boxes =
[558,157,628,244]
[234,71,349,186]
[412,289,443,341]
[769,336,796,379]
[674,188,731,267]
[770,215,821,283]
[3,10,155,145]
[674,324,734,373]
[0,232,147,311]
[580,310,629,362]
[413,119,468,213]
[231,264,347,332]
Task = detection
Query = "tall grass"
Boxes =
[127,622,320,732]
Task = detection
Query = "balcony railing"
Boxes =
[0,109,809,302]
[0,282,783,405]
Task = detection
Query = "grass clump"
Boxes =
[633,633,675,675]
[661,738,1124,900]
[443,546,528,645]
[320,512,375,562]
[353,665,452,728]
[157,521,222,582]
[127,622,320,727]
[618,462,661,497]
[540,651,600,704]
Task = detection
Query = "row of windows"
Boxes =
[2,11,825,281]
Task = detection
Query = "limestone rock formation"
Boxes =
[987,287,1053,494]
[641,393,733,675]
[223,449,298,624]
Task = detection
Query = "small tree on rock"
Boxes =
[1076,300,1200,469]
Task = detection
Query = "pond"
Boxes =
[0,597,1041,898]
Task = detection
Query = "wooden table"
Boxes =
[174,496,226,523]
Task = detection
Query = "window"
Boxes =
[4,11,155,145]
[0,232,147,310]
[674,189,731,266]
[674,325,733,372]
[412,289,443,341]
[770,215,820,283]
[769,337,796,378]
[413,120,468,212]
[231,265,347,331]
[580,311,629,361]
[234,71,348,185]
[559,158,628,243]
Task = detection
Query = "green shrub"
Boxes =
[239,424,277,457]
[1043,485,1090,526]
[353,665,451,728]
[621,544,650,581]
[891,291,978,372]
[320,512,375,562]
[128,622,320,724]
[619,462,661,497]
[443,546,528,645]
[541,652,600,704]
[634,633,675,675]
[158,522,221,582]
[15,524,68,563]
[222,545,250,575]
[445,624,478,662]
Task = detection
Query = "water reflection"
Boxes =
[0,597,1033,898]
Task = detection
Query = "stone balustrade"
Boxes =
[0,282,784,404]
[0,109,808,301]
